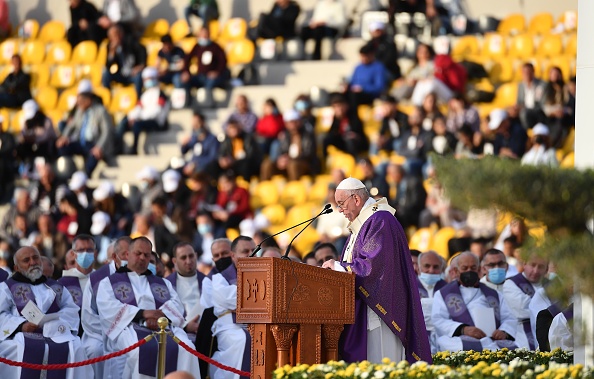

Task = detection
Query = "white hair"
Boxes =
[454,251,479,269]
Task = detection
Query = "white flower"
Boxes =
[373,371,385,379]
[361,371,369,379]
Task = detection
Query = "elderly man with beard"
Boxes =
[0,246,91,378]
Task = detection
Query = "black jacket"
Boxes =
[0,71,32,106]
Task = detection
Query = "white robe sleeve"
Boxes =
[200,277,213,309]
[431,290,463,338]
[159,280,186,328]
[211,274,237,313]
[97,277,142,341]
[549,313,573,350]
[497,297,518,338]
[42,283,79,340]
[81,279,102,340]
[0,283,26,341]
[502,280,532,319]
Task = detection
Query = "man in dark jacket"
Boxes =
[376,94,409,153]
[386,163,427,229]
[322,93,369,158]
[0,55,31,109]
[252,0,300,39]
[101,23,146,98]
[181,27,229,108]
[67,0,104,47]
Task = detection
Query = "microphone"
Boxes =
[251,204,333,257]
[282,204,333,260]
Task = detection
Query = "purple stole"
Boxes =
[218,264,251,378]
[508,274,536,349]
[89,264,112,311]
[548,303,574,321]
[5,278,69,379]
[108,272,179,376]
[440,281,517,351]
[417,278,447,299]
[166,271,206,293]
[0,268,8,283]
[57,276,83,308]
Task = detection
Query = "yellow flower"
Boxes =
[325,373,333,379]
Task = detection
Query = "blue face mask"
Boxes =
[294,100,309,112]
[198,38,211,46]
[144,79,158,89]
[419,272,442,286]
[197,224,212,235]
[488,267,507,285]
[76,252,95,269]
[148,263,157,275]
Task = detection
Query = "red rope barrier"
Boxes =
[0,334,153,370]
[172,335,251,377]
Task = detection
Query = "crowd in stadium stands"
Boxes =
[0,0,579,377]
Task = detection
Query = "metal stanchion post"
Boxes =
[157,317,169,379]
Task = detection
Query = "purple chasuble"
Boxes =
[508,273,537,349]
[57,276,84,308]
[107,272,179,376]
[166,271,206,293]
[5,278,69,379]
[339,211,432,364]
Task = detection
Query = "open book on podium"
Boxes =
[236,257,355,379]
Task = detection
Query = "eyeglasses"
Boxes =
[336,194,355,210]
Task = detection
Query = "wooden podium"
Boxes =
[236,257,355,379]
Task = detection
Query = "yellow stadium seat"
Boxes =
[558,11,577,33]
[564,33,577,57]
[560,152,574,168]
[170,19,190,43]
[536,34,563,58]
[21,40,46,65]
[307,175,332,203]
[250,180,280,209]
[209,19,221,41]
[71,41,98,64]
[451,35,480,61]
[226,228,240,241]
[218,18,248,44]
[497,13,525,36]
[508,34,534,59]
[178,37,197,54]
[34,86,58,112]
[57,86,79,112]
[409,227,434,252]
[528,12,554,35]
[543,56,572,83]
[560,127,575,156]
[110,85,137,114]
[45,109,64,126]
[285,203,316,227]
[279,181,308,208]
[28,64,50,88]
[0,65,11,82]
[492,82,518,108]
[293,227,320,257]
[482,33,507,59]
[38,21,66,43]
[143,19,170,39]
[260,204,286,226]
[0,109,9,132]
[79,63,103,87]
[18,19,39,39]
[326,147,356,177]
[145,41,163,67]
[50,64,77,89]
[489,58,514,84]
[0,39,20,64]
[46,41,72,64]
[94,86,112,109]
[430,227,457,259]
[96,40,108,65]
[225,38,255,67]
[10,110,23,135]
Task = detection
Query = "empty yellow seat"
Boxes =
[536,34,563,58]
[260,204,286,226]
[482,33,507,59]
[170,19,190,43]
[21,40,46,65]
[50,64,77,88]
[564,33,577,57]
[307,175,332,203]
[225,38,255,67]
[28,64,50,88]
[209,19,221,41]
[96,40,108,65]
[34,86,58,112]
[250,180,280,209]
[497,13,525,36]
[284,203,316,228]
[71,41,98,65]
[528,12,553,35]
[430,227,457,259]
[143,19,170,39]
[451,35,480,61]
[489,58,514,84]
[492,82,518,108]
[217,18,248,44]
[57,86,79,112]
[110,85,137,114]
[508,34,534,59]
[409,227,434,252]
[79,63,103,87]
[46,41,72,64]
[38,20,66,43]
[279,180,308,208]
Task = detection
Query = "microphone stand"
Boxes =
[282,206,333,260]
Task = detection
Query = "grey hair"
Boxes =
[13,187,28,201]
[419,250,446,272]
[341,187,370,202]
[211,238,231,250]
[454,251,480,269]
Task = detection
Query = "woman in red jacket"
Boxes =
[254,98,284,155]
[212,171,253,237]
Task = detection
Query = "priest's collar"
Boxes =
[116,266,152,276]
[347,197,396,235]
[11,271,48,285]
